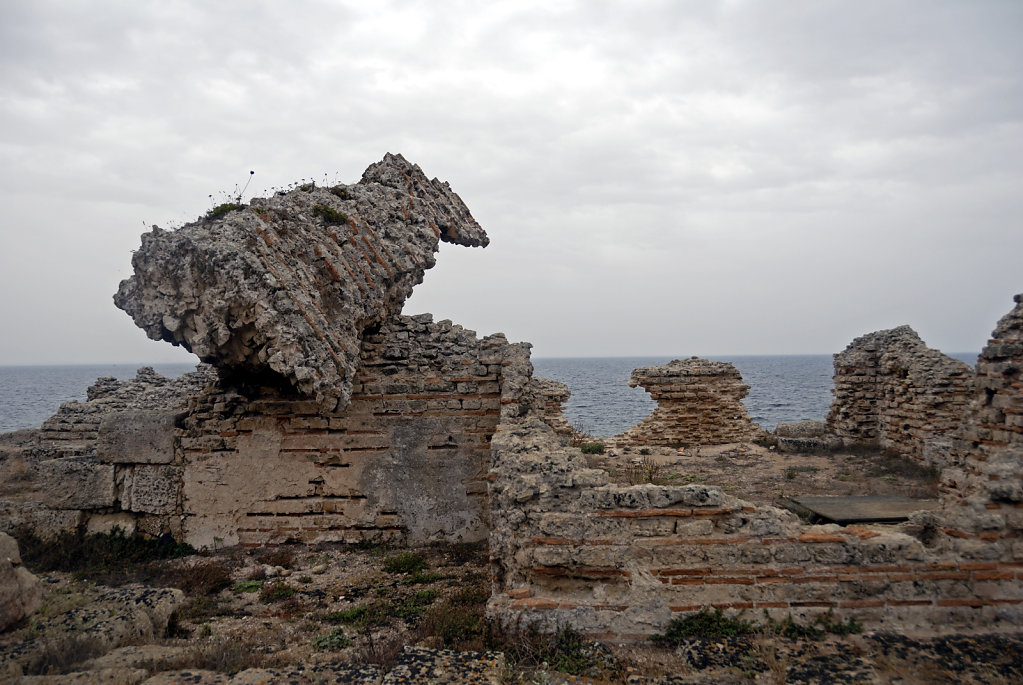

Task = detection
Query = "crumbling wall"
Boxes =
[614,358,760,446]
[487,305,1023,639]
[11,318,525,550]
[937,294,1023,560]
[531,378,580,443]
[826,326,974,465]
[179,315,522,549]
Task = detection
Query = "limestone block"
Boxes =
[121,465,183,515]
[38,456,116,509]
[87,512,138,536]
[97,410,178,464]
[0,532,42,631]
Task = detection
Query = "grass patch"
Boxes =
[232,579,265,593]
[256,548,295,568]
[403,570,444,585]
[579,442,605,454]
[383,552,428,574]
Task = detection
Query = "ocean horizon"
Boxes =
[0,353,979,436]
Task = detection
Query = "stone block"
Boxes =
[38,456,116,509]
[0,532,42,631]
[122,465,183,515]
[87,512,138,536]
[97,410,178,464]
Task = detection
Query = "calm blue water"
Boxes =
[532,353,979,437]
[0,354,978,436]
[0,364,198,434]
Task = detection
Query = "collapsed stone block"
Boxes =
[38,456,116,509]
[615,358,761,445]
[114,153,489,412]
[0,532,42,632]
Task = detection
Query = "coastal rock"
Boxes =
[0,532,42,632]
[114,153,488,411]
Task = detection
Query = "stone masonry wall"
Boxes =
[179,315,521,549]
[487,313,1023,640]
[16,316,527,550]
[531,378,580,443]
[613,358,760,446]
[938,294,1023,561]
[826,326,974,465]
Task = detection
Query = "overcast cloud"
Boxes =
[1,0,1020,364]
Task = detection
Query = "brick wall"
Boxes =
[613,358,760,446]
[827,326,974,465]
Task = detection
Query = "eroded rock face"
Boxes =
[0,532,42,632]
[614,358,761,445]
[114,153,488,411]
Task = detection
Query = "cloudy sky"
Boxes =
[1,0,1020,365]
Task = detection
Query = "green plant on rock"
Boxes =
[205,202,242,220]
[580,442,605,454]
[313,627,351,651]
[650,608,756,645]
[312,204,349,225]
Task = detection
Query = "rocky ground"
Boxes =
[1,438,1020,683]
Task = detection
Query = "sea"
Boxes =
[0,354,979,437]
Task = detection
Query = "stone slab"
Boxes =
[98,410,178,464]
[786,495,941,524]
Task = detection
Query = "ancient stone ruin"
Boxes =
[2,153,1021,647]
[826,326,974,466]
[487,295,1023,637]
[614,357,761,446]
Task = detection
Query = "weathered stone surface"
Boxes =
[114,153,488,412]
[531,377,581,442]
[614,358,761,445]
[37,457,115,509]
[121,465,183,515]
[827,326,973,463]
[0,532,42,632]
[774,420,841,453]
[98,411,178,464]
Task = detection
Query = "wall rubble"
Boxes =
[613,358,760,446]
[826,326,974,465]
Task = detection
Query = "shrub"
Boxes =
[205,202,242,220]
[312,204,349,225]
[383,552,428,574]
[579,442,605,454]
[173,561,234,596]
[232,579,264,593]
[259,581,296,602]
[313,627,351,651]
[650,608,756,645]
[14,526,195,585]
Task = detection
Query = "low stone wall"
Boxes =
[826,326,973,465]
[613,358,760,446]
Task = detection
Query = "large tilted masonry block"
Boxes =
[98,410,178,464]
[38,457,116,509]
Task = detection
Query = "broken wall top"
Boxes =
[114,154,487,412]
